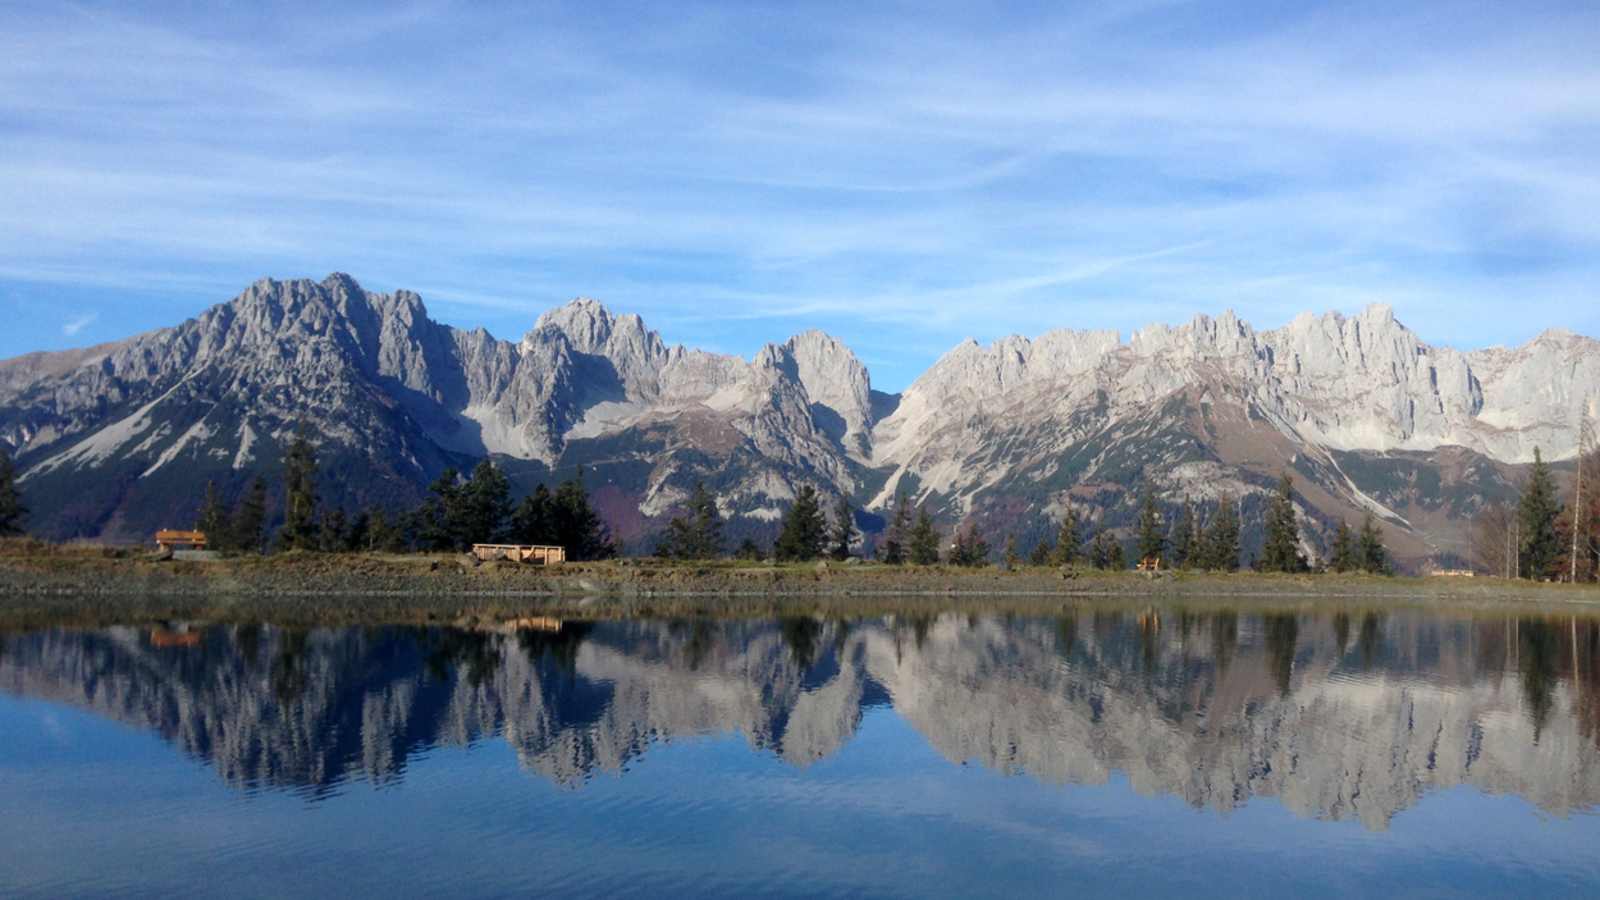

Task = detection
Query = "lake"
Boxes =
[2,607,1599,897]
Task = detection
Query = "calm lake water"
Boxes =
[3,607,1600,898]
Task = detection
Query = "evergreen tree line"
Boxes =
[0,446,28,538]
[655,483,858,563]
[646,471,1394,573]
[192,423,615,559]
[1481,443,1600,581]
[1012,474,1388,574]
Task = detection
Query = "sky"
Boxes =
[3,1,1599,391]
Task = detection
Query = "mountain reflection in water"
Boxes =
[3,609,1599,830]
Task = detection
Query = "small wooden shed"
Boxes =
[470,543,565,565]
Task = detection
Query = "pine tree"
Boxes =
[908,508,941,565]
[1261,472,1306,573]
[277,422,320,551]
[1136,487,1165,564]
[0,446,24,537]
[319,507,348,553]
[829,495,857,561]
[1170,499,1195,569]
[1329,520,1359,573]
[415,467,462,551]
[1198,497,1241,571]
[195,480,228,547]
[775,485,828,561]
[553,468,616,560]
[231,476,268,554]
[1087,530,1110,569]
[735,537,764,561]
[345,510,371,553]
[1051,508,1082,566]
[510,484,557,545]
[462,460,512,545]
[1027,537,1053,566]
[1108,538,1126,571]
[661,481,724,559]
[1357,512,1390,575]
[881,493,911,564]
[947,525,990,567]
[1003,534,1020,568]
[1518,447,1564,580]
[365,507,405,552]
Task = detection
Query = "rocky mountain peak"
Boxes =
[777,329,875,458]
[532,297,615,350]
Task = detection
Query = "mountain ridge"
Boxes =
[2,273,1595,567]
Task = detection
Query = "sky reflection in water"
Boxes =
[2,608,1599,898]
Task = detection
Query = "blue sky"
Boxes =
[3,1,1599,390]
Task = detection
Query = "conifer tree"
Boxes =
[510,484,556,545]
[462,460,512,545]
[319,507,348,553]
[775,485,828,561]
[0,446,24,537]
[231,476,268,554]
[1518,447,1564,579]
[1087,529,1110,569]
[947,524,990,567]
[553,468,616,560]
[908,508,942,565]
[660,481,724,559]
[1198,497,1241,571]
[1358,512,1390,575]
[1003,534,1020,568]
[735,537,764,561]
[1136,487,1165,563]
[881,493,912,564]
[1027,537,1053,566]
[277,422,320,551]
[1108,538,1126,571]
[365,507,405,552]
[195,480,228,546]
[829,495,857,561]
[1329,520,1359,573]
[414,467,462,551]
[1051,508,1082,566]
[345,510,371,553]
[1261,472,1306,573]
[1170,499,1195,569]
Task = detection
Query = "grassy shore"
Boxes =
[2,538,1599,628]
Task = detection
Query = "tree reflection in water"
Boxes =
[3,608,1599,829]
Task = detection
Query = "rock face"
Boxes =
[2,273,1597,563]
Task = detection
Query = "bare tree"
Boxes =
[1573,407,1597,582]
[1572,405,1600,582]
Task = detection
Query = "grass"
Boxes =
[2,537,1598,629]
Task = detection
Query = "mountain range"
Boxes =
[4,614,1595,829]
[3,273,1597,568]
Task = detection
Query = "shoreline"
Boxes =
[3,545,1599,627]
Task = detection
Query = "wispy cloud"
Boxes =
[2,1,1598,386]
[61,312,97,337]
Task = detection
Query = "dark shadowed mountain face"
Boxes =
[3,274,1597,566]
[3,612,1599,829]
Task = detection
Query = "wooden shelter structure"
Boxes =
[470,543,565,565]
[155,529,208,551]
